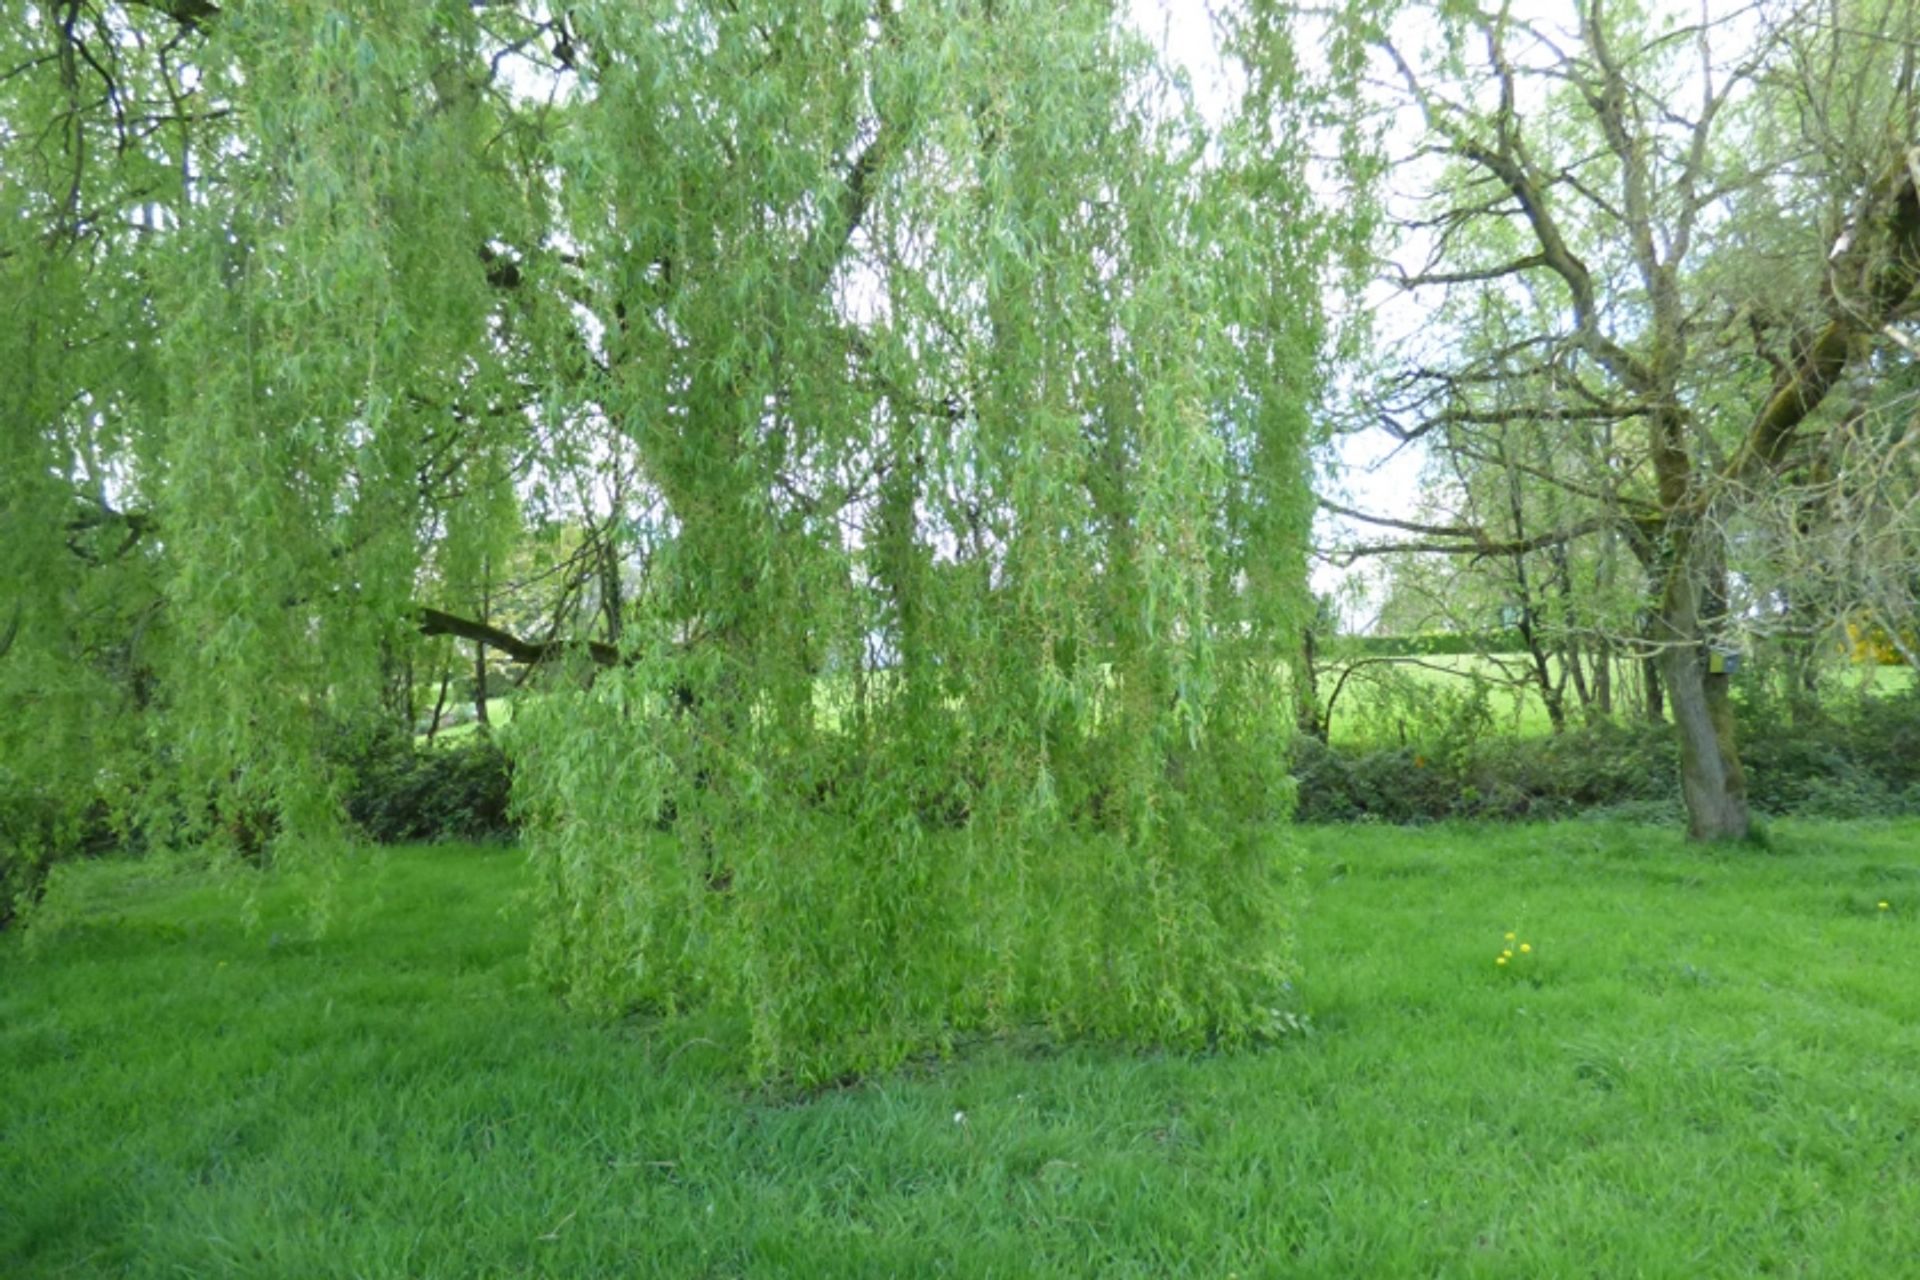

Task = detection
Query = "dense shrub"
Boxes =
[1293,686,1920,825]
[0,791,119,926]
[1291,723,1673,824]
[334,729,514,845]
[3,727,509,928]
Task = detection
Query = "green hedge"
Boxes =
[330,685,1920,843]
[13,686,1911,929]
[334,729,514,845]
[1292,686,1920,824]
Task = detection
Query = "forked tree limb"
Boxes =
[1732,151,1920,482]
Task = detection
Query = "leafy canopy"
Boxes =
[2,0,1344,1076]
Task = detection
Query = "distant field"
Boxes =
[1316,654,1913,747]
[417,695,515,745]
[410,660,1913,752]
[7,819,1920,1276]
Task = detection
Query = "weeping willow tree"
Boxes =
[2,0,1343,1077]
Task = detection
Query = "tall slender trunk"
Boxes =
[1589,532,1616,719]
[1535,649,1568,734]
[1784,618,1823,724]
[1593,635,1614,716]
[1642,646,1665,722]
[1499,436,1565,732]
[1565,639,1593,715]
[427,657,452,745]
[1552,544,1594,718]
[473,639,490,727]
[473,563,491,730]
[1516,613,1567,733]
[1294,622,1327,742]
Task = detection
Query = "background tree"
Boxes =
[1337,0,1920,839]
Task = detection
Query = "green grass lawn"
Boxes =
[6,820,1920,1277]
[1320,652,1570,744]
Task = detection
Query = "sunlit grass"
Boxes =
[417,694,516,745]
[6,819,1920,1276]
[419,662,1914,751]
[1321,654,1913,746]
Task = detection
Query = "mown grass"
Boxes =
[5,820,1920,1277]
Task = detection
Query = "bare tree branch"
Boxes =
[416,606,620,669]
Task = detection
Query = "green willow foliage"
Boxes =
[3,1,1343,1077]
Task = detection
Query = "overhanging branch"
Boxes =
[416,606,618,668]
[1319,497,1617,564]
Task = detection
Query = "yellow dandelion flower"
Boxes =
[1519,943,1532,954]
[1879,901,1891,911]
[1504,932,1516,942]
[1496,956,1508,966]
[1501,949,1513,959]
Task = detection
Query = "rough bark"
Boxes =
[1653,528,1750,840]
[1659,642,1750,840]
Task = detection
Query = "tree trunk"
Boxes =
[1787,626,1823,724]
[427,657,452,744]
[473,638,490,727]
[1553,545,1593,718]
[473,567,492,730]
[1655,542,1750,841]
[1517,616,1567,733]
[1593,635,1613,717]
[1565,638,1592,716]
[1538,664,1567,734]
[1659,643,1749,840]
[1294,622,1327,741]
